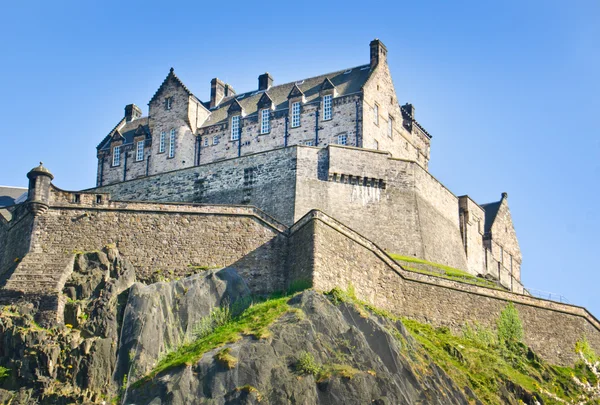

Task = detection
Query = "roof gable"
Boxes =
[228,99,244,115]
[287,84,304,99]
[257,92,273,109]
[320,78,336,92]
[149,67,196,105]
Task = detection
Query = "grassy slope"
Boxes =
[388,253,500,289]
[133,289,599,404]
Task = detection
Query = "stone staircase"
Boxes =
[0,252,75,324]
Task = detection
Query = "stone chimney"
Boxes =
[210,78,226,109]
[124,104,142,122]
[258,72,273,91]
[370,38,388,69]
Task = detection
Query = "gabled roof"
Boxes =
[257,92,274,109]
[149,67,198,105]
[0,186,27,208]
[228,99,244,114]
[201,64,371,128]
[481,193,508,234]
[400,105,432,139]
[98,117,150,151]
[287,84,304,99]
[320,78,336,92]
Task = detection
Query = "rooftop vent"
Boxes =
[344,69,352,74]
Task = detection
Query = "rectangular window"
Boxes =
[136,140,144,161]
[322,94,332,120]
[213,135,220,145]
[112,146,120,166]
[374,104,379,125]
[337,134,347,145]
[168,129,176,158]
[388,116,393,138]
[165,97,172,110]
[374,140,379,150]
[231,115,240,140]
[204,137,209,147]
[260,109,270,134]
[291,102,301,127]
[159,132,166,153]
[305,140,314,146]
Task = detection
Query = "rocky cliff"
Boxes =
[0,249,597,404]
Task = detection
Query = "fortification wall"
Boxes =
[294,146,468,271]
[31,202,288,295]
[94,147,298,226]
[305,211,600,366]
[0,205,34,276]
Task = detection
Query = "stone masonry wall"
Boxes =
[31,202,288,295]
[308,211,600,366]
[197,94,362,164]
[487,197,522,282]
[458,196,486,275]
[94,147,299,226]
[294,145,468,271]
[0,205,34,276]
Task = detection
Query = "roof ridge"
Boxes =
[217,63,370,106]
[149,68,197,105]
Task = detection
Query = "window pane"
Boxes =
[113,146,120,166]
[169,130,175,158]
[261,109,270,134]
[137,141,144,161]
[159,132,166,153]
[231,115,240,140]
[323,95,332,120]
[292,102,300,127]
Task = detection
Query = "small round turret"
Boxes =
[27,162,54,181]
[26,162,53,216]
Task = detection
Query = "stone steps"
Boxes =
[1,252,74,296]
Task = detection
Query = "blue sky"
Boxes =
[1,1,598,315]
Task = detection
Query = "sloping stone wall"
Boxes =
[0,205,34,276]
[307,210,600,366]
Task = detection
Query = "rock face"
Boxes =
[1,250,476,404]
[126,291,477,405]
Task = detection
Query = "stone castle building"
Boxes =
[6,39,594,367]
[93,39,521,290]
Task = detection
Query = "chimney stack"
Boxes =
[258,72,273,91]
[124,104,142,122]
[370,38,388,69]
[210,78,226,109]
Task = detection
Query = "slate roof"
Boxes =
[97,117,150,151]
[480,200,502,233]
[0,186,27,208]
[201,64,372,128]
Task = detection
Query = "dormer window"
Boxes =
[291,102,301,128]
[165,97,173,110]
[260,109,270,134]
[231,115,240,140]
[112,146,121,166]
[159,132,166,153]
[168,129,176,158]
[136,140,144,161]
[322,94,332,121]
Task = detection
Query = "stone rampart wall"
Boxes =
[31,202,288,295]
[0,205,34,276]
[306,210,600,366]
[94,147,299,226]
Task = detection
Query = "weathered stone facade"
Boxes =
[0,173,596,367]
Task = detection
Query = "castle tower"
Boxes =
[26,162,53,216]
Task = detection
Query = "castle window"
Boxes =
[374,104,379,125]
[337,134,347,146]
[305,140,314,146]
[73,194,80,203]
[204,137,209,147]
[322,94,332,120]
[169,129,176,158]
[159,132,166,153]
[388,116,393,138]
[213,135,220,145]
[112,146,120,166]
[96,195,103,204]
[136,140,144,161]
[291,102,301,128]
[260,109,270,134]
[231,115,240,140]
[165,97,173,110]
[374,139,379,150]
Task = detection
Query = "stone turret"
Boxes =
[26,162,53,216]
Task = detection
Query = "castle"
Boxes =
[0,39,598,366]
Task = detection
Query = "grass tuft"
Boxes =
[214,347,238,369]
